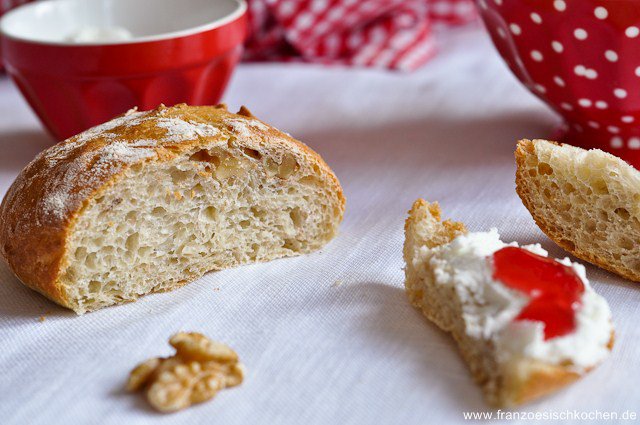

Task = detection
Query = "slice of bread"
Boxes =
[0,104,345,314]
[516,139,640,282]
[404,199,613,407]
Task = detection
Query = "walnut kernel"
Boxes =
[126,333,244,412]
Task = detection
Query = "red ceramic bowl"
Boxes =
[477,0,640,167]
[0,0,34,71]
[0,0,247,141]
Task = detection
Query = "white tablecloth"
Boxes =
[1,27,639,425]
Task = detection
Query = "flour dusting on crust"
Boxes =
[224,118,269,139]
[2,105,282,230]
[40,143,156,221]
[155,118,221,143]
[29,108,235,222]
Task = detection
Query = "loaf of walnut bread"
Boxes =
[0,104,345,314]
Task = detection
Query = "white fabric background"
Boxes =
[1,27,639,425]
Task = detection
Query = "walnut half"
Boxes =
[126,332,245,413]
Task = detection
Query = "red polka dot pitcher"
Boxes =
[477,0,640,167]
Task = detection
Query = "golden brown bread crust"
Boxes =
[502,333,614,406]
[501,359,581,406]
[0,104,345,309]
[515,139,640,282]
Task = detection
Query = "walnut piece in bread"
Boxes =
[404,199,613,407]
[127,332,244,413]
[516,138,640,282]
[0,104,345,314]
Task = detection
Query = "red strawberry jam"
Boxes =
[492,247,585,340]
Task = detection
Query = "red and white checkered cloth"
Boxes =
[244,0,477,71]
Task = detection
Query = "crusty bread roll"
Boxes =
[0,104,345,314]
[516,139,640,282]
[404,199,613,407]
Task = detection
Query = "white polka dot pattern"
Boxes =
[478,0,640,161]
[614,88,627,99]
[574,28,588,40]
[611,137,623,148]
[594,6,608,20]
[578,99,592,108]
[626,26,640,38]
[605,50,618,62]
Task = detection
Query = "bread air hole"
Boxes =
[289,207,304,227]
[126,233,140,251]
[251,207,267,219]
[190,149,222,166]
[298,175,320,186]
[85,252,97,269]
[283,238,300,250]
[241,147,262,160]
[170,169,191,184]
[592,179,609,195]
[278,155,299,179]
[559,202,571,212]
[538,162,553,175]
[560,239,576,251]
[202,206,218,222]
[152,207,166,217]
[88,281,101,293]
[192,183,205,196]
[563,183,575,194]
[615,207,630,220]
[74,247,88,261]
[617,236,634,250]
